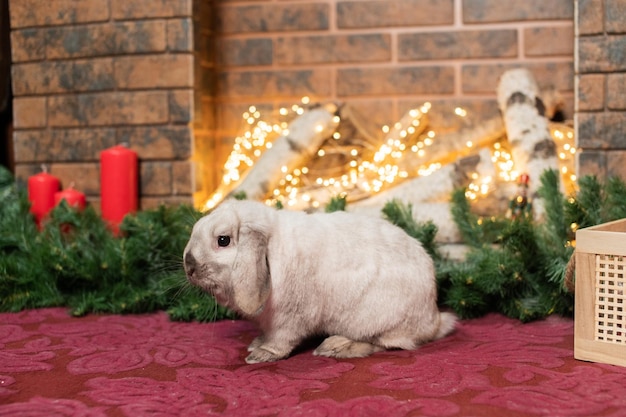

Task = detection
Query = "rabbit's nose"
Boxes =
[184,251,196,276]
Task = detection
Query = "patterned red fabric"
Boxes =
[1,308,625,416]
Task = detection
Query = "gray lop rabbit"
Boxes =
[184,199,456,364]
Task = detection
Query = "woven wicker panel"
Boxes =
[595,254,625,344]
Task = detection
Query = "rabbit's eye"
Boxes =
[217,235,231,247]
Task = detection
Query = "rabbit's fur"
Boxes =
[184,199,456,363]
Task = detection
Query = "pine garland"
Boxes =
[0,166,234,322]
[381,170,625,322]
[2,164,625,323]
[438,169,626,321]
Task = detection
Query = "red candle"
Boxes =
[100,145,138,233]
[55,187,86,210]
[28,171,60,225]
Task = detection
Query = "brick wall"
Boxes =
[9,0,196,208]
[575,0,626,181]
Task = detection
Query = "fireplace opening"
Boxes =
[204,87,577,218]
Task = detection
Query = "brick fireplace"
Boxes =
[6,0,625,210]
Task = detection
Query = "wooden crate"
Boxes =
[574,218,626,367]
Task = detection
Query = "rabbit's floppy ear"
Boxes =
[231,224,270,316]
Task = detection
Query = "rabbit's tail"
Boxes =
[434,311,458,340]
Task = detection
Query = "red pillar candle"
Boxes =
[100,145,138,233]
[28,171,60,225]
[55,187,86,210]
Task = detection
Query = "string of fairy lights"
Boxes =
[203,98,577,211]
[269,102,437,209]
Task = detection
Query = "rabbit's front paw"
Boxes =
[245,346,288,364]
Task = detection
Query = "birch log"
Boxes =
[349,148,496,243]
[231,103,339,200]
[497,69,559,217]
[302,112,504,208]
[400,115,504,174]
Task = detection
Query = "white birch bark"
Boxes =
[348,149,496,243]
[231,104,339,200]
[497,68,560,218]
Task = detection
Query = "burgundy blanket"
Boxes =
[1,308,625,416]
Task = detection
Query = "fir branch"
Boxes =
[449,188,507,246]
[567,175,603,228]
[450,188,481,245]
[325,195,347,212]
[465,247,526,296]
[167,284,236,322]
[0,165,13,189]
[381,199,439,261]
[443,263,492,319]
[533,170,575,291]
[443,172,576,322]
[0,167,63,311]
[537,169,569,245]
[232,191,247,200]
[603,176,626,221]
